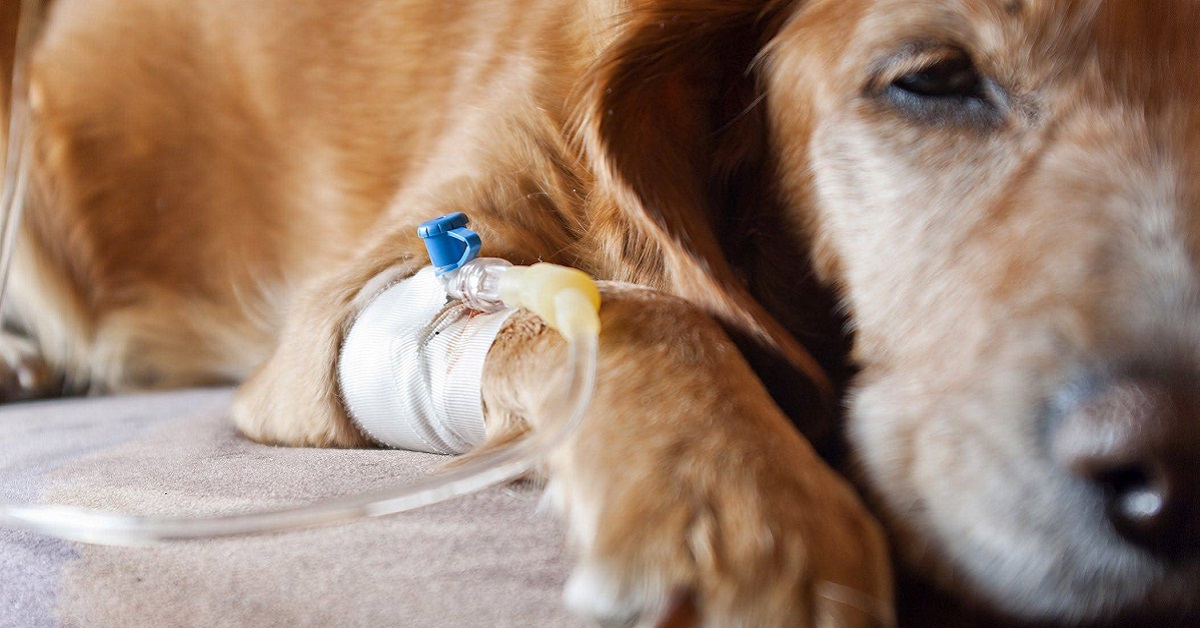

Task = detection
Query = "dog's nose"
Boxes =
[1051,376,1200,554]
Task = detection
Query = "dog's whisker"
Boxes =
[713,90,768,136]
[816,580,896,627]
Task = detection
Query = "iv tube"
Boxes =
[0,330,598,545]
[0,0,42,316]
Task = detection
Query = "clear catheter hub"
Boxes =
[420,212,601,338]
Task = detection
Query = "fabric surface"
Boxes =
[0,389,583,628]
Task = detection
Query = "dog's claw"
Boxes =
[0,332,59,401]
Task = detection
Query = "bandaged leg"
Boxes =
[338,267,514,454]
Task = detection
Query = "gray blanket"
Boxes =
[0,389,583,627]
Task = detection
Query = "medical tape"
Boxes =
[338,267,514,454]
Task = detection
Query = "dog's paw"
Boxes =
[0,332,60,401]
[231,285,373,448]
[233,347,371,448]
[551,435,893,628]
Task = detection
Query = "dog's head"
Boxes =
[584,0,1200,623]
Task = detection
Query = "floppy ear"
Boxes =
[578,0,829,389]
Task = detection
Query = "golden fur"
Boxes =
[5,0,1200,625]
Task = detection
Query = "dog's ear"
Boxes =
[578,0,828,388]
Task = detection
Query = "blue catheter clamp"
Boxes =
[417,212,481,276]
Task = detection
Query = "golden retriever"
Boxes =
[5,0,1199,625]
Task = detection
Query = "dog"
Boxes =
[5,0,1200,625]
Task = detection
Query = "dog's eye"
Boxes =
[879,49,1003,127]
[892,54,981,99]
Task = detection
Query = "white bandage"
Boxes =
[337,267,514,454]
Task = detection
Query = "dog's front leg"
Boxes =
[484,285,893,628]
[231,240,427,447]
[234,237,892,627]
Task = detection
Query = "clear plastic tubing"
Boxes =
[0,0,43,315]
[0,330,597,545]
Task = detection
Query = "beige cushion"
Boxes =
[0,389,583,628]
